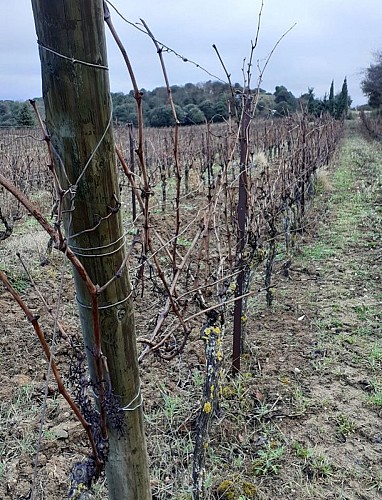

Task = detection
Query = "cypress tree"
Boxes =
[341,77,349,117]
[328,80,335,117]
[335,77,350,119]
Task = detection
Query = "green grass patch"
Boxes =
[368,380,382,407]
[301,241,334,261]
[333,413,357,438]
[368,343,382,370]
[293,442,333,479]
[251,442,285,476]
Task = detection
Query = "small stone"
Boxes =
[51,425,69,439]
[294,367,301,374]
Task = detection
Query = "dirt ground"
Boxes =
[1,120,382,499]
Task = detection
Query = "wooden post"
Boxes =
[232,90,250,375]
[30,2,151,498]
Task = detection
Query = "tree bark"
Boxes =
[30,1,151,498]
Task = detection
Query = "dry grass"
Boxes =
[315,168,333,193]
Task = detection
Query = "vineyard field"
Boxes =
[1,118,382,499]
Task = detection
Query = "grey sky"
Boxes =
[1,1,381,105]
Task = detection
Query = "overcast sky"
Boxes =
[1,1,381,106]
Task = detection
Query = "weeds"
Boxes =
[7,274,30,293]
[293,442,333,479]
[368,380,382,407]
[333,413,357,438]
[353,304,370,322]
[251,442,285,476]
[300,241,334,261]
[368,472,382,493]
[0,384,40,477]
[162,390,183,426]
[368,343,382,370]
[291,385,310,415]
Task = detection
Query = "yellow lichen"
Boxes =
[221,384,236,399]
[203,401,212,413]
[216,480,235,499]
[201,324,221,340]
[71,483,89,500]
[201,326,212,340]
[243,481,257,497]
[216,479,257,499]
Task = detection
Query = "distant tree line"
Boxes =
[299,78,351,119]
[112,81,242,127]
[0,100,36,127]
[112,78,351,125]
[0,78,352,128]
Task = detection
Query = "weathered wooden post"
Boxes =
[232,89,251,374]
[30,1,151,498]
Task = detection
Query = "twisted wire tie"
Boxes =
[69,238,126,258]
[69,231,127,252]
[120,384,142,412]
[38,41,109,70]
[91,385,142,412]
[75,292,132,310]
